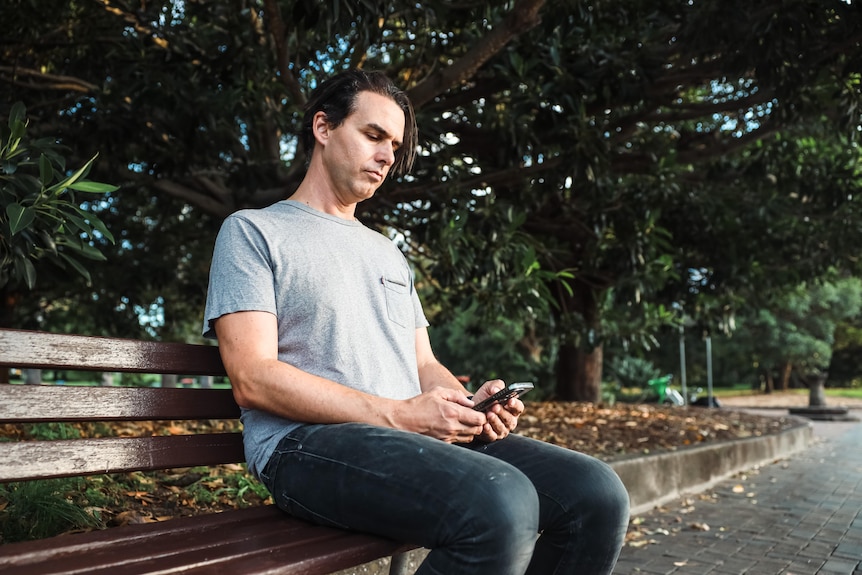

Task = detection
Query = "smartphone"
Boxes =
[472,382,534,411]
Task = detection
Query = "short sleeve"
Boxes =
[202,214,278,339]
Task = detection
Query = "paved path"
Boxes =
[613,410,862,575]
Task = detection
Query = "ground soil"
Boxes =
[3,391,859,539]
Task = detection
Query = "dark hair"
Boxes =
[301,69,417,176]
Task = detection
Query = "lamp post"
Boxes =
[705,333,715,408]
[678,325,688,405]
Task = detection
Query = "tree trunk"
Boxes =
[24,368,42,385]
[779,362,792,391]
[555,342,603,402]
[764,370,774,394]
[161,373,178,388]
[552,281,604,402]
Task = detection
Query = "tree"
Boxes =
[3,0,861,400]
[709,276,862,395]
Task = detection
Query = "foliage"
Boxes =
[605,355,661,391]
[0,478,101,543]
[646,275,862,390]
[0,102,116,291]
[829,316,862,386]
[21,422,81,441]
[3,1,862,397]
[427,302,557,397]
[733,276,862,381]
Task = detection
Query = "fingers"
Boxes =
[480,397,524,441]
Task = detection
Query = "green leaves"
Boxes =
[1,102,117,290]
[6,203,34,235]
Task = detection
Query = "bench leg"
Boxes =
[389,551,412,575]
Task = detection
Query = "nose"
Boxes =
[376,143,395,167]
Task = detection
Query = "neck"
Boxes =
[289,185,357,221]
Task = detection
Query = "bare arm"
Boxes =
[215,311,486,443]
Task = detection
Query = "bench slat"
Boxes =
[0,434,244,483]
[0,329,226,375]
[0,385,240,423]
[0,505,409,575]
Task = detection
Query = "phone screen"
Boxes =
[472,382,534,411]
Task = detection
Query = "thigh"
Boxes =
[259,423,537,548]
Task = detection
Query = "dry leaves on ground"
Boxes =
[515,402,799,460]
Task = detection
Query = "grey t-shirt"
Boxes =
[203,200,428,477]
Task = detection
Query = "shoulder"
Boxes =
[218,202,305,238]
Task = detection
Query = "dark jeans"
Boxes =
[259,423,630,575]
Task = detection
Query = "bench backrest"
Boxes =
[0,328,243,483]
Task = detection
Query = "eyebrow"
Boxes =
[366,123,402,149]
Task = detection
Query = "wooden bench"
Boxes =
[0,328,414,575]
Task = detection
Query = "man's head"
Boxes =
[302,70,417,177]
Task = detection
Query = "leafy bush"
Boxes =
[1,102,116,289]
[606,355,660,391]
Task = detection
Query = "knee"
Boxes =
[575,458,631,529]
[457,466,540,547]
[427,468,539,574]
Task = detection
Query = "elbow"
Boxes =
[230,384,255,410]
[226,370,262,410]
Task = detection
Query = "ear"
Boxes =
[312,111,331,146]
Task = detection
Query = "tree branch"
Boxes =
[96,0,170,50]
[381,155,564,206]
[152,180,234,219]
[407,0,546,108]
[0,66,98,93]
[261,0,306,106]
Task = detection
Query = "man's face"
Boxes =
[319,90,406,205]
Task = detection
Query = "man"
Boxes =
[204,69,629,574]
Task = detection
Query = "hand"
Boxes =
[472,380,525,442]
[395,387,487,443]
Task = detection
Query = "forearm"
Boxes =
[417,357,469,395]
[230,357,402,428]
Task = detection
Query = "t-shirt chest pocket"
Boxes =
[381,277,412,328]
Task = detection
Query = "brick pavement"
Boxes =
[613,414,862,575]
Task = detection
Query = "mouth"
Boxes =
[367,170,384,182]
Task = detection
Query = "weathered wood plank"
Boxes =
[0,506,409,575]
[0,385,240,422]
[0,434,244,482]
[0,329,226,375]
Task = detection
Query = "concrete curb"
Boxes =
[608,416,814,515]
[331,417,815,575]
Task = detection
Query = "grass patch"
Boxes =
[0,465,271,544]
[0,478,103,543]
